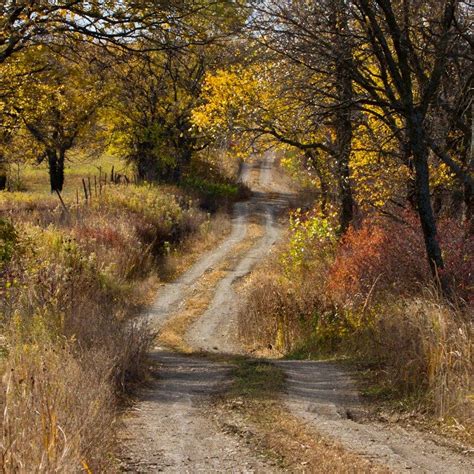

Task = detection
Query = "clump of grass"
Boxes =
[1,337,116,472]
[372,295,472,419]
[230,359,285,399]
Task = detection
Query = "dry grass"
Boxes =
[238,249,324,356]
[238,240,473,434]
[7,153,130,198]
[372,295,473,424]
[1,340,116,472]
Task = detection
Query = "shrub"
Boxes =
[281,207,338,274]
[0,218,17,265]
[181,157,251,212]
[328,212,473,306]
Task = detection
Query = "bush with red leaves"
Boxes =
[328,212,473,305]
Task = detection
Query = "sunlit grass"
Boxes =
[11,153,131,198]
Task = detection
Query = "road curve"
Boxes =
[185,155,282,354]
[145,163,252,331]
[119,158,285,473]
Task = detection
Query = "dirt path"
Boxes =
[119,157,286,472]
[278,361,473,473]
[120,155,473,473]
[120,352,278,473]
[145,163,253,330]
[185,154,283,354]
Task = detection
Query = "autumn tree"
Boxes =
[110,2,247,182]
[241,1,358,232]
[241,0,473,274]
[10,46,109,192]
[110,48,209,181]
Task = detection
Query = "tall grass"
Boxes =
[1,339,116,472]
[0,181,219,471]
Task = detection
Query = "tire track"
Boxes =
[185,153,283,354]
[146,163,251,331]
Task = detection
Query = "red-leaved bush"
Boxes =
[328,212,473,305]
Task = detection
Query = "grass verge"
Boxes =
[0,175,233,470]
[213,358,387,473]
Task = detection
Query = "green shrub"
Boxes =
[0,218,17,265]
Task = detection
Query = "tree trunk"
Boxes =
[173,143,193,182]
[333,2,355,235]
[135,141,159,182]
[336,132,354,234]
[465,101,474,233]
[465,166,474,234]
[334,69,354,234]
[316,168,329,216]
[409,113,444,273]
[0,154,7,190]
[306,150,329,216]
[47,148,65,192]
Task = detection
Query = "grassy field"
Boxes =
[9,153,131,199]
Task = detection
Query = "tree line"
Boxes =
[0,1,245,189]
[1,0,473,280]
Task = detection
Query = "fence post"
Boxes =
[82,178,88,202]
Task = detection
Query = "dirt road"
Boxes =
[119,156,473,473]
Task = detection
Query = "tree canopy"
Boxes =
[0,0,472,276]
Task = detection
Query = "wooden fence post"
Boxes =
[82,178,88,202]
